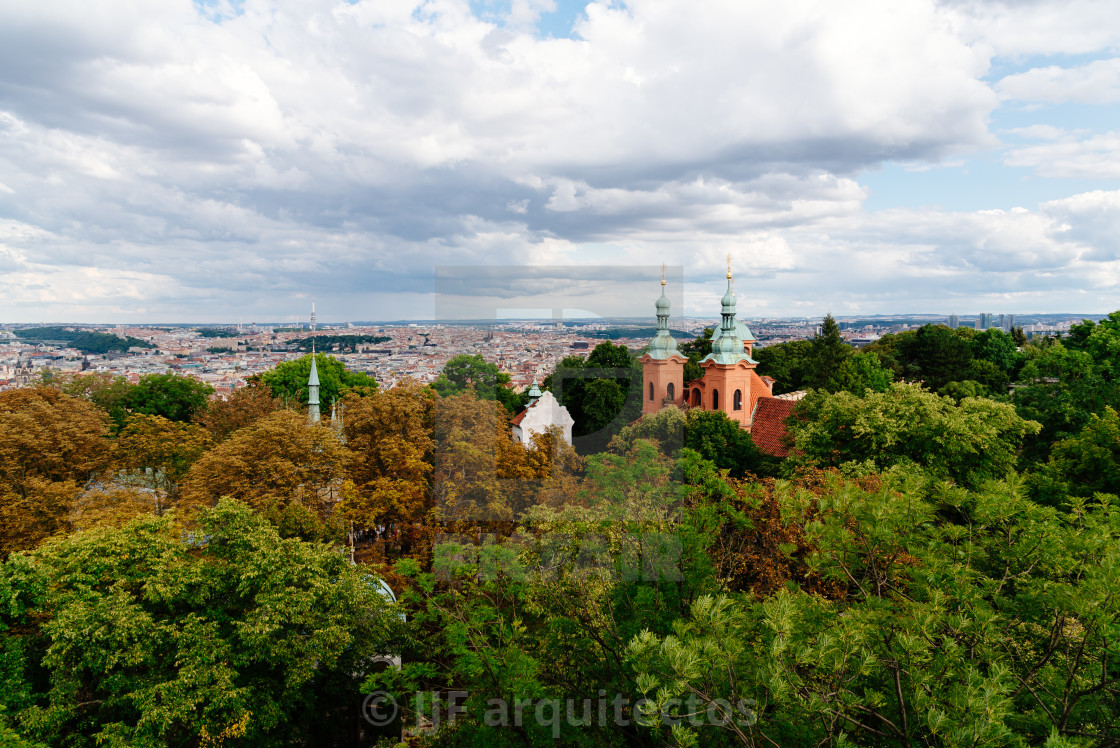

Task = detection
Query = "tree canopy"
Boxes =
[0,501,394,747]
[546,341,642,453]
[179,410,354,539]
[125,372,215,423]
[255,353,378,407]
[431,354,523,414]
[788,381,1040,488]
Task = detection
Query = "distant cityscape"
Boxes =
[0,312,1103,393]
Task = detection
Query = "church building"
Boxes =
[641,262,777,429]
[510,379,575,446]
[641,263,798,453]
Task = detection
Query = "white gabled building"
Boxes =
[509,380,575,447]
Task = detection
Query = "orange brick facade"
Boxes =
[639,353,687,415]
[679,363,775,428]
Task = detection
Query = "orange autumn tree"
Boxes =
[0,387,112,555]
[431,391,583,529]
[179,409,353,539]
[115,414,212,513]
[429,392,527,529]
[194,383,284,442]
[338,381,434,531]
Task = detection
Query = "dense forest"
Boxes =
[14,327,155,354]
[2,316,1120,747]
[289,335,392,353]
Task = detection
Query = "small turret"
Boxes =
[527,378,542,404]
[308,341,321,423]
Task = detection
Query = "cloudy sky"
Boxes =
[1,0,1119,323]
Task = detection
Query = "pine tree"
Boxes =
[807,313,850,390]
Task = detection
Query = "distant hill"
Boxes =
[195,327,240,338]
[289,334,391,352]
[14,327,155,354]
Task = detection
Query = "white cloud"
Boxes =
[940,0,1120,58]
[998,58,1120,104]
[1004,131,1120,178]
[0,0,1117,321]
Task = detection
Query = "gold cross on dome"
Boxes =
[660,263,666,285]
[726,253,733,279]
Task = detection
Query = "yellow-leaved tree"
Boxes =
[115,413,213,512]
[0,387,111,555]
[338,381,434,531]
[179,409,353,539]
[194,383,283,441]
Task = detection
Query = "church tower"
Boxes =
[696,259,758,427]
[639,265,688,414]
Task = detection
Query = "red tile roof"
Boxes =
[750,397,800,457]
[510,401,536,427]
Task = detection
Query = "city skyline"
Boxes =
[2,0,1120,323]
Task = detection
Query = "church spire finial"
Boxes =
[661,262,666,286]
[726,253,732,280]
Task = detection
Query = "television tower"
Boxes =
[310,298,317,332]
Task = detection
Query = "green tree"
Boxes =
[788,381,1040,488]
[806,314,851,391]
[125,372,214,423]
[939,379,989,402]
[610,406,777,478]
[755,339,812,394]
[431,354,523,414]
[1011,340,1118,460]
[608,404,688,455]
[255,353,377,407]
[549,342,641,453]
[679,328,714,360]
[432,354,501,397]
[679,327,714,383]
[974,327,1021,376]
[629,472,1120,747]
[52,372,135,431]
[0,501,395,747]
[897,324,975,391]
[379,440,712,747]
[581,378,627,435]
[1046,406,1120,497]
[830,350,893,394]
[683,409,774,478]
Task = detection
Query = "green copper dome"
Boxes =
[701,271,755,366]
[647,279,680,360]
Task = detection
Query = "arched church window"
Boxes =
[649,382,655,401]
[666,382,675,401]
[734,389,742,410]
[712,389,719,410]
[692,389,701,406]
